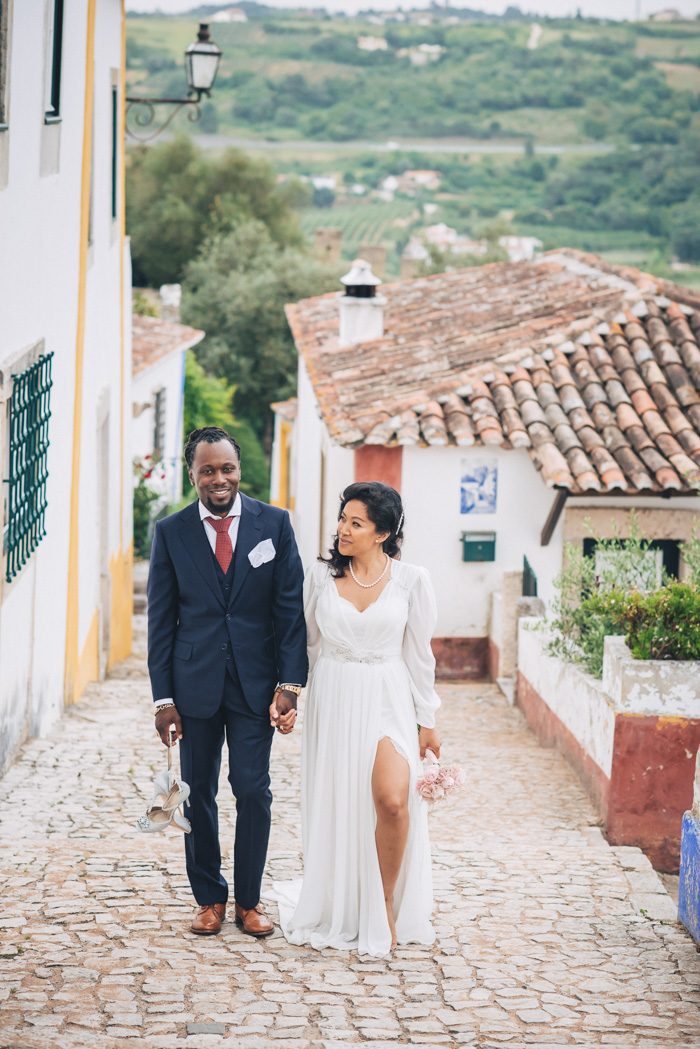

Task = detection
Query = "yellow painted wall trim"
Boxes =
[108,542,133,669]
[75,610,99,700]
[64,0,97,704]
[280,419,290,509]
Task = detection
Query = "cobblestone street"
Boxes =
[1,616,699,1049]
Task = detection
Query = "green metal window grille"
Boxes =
[522,555,538,598]
[4,353,54,582]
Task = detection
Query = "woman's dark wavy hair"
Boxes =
[320,481,404,578]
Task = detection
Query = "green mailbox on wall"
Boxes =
[461,531,496,562]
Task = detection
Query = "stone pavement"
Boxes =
[1,617,699,1049]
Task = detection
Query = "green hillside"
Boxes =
[126,9,700,284]
[127,10,700,146]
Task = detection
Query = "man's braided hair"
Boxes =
[184,427,241,468]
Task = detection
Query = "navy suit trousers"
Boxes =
[178,664,274,908]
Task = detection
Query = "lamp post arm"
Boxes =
[125,93,208,143]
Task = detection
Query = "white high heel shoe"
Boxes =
[137,737,191,834]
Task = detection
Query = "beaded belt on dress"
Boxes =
[322,644,401,665]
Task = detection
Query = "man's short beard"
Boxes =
[203,493,235,516]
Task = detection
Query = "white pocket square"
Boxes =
[248,538,276,568]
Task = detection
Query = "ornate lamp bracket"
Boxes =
[125,89,209,143]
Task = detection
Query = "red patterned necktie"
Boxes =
[206,516,233,574]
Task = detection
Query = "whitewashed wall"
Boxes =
[132,351,186,505]
[518,617,616,778]
[80,0,131,667]
[293,359,353,569]
[0,0,128,771]
[401,445,560,637]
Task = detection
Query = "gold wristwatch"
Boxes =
[277,683,302,696]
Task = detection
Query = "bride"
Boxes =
[274,481,441,957]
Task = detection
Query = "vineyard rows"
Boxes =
[300,200,419,254]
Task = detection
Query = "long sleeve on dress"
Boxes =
[402,567,441,728]
[303,562,324,677]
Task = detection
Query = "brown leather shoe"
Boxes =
[190,903,226,935]
[234,902,274,938]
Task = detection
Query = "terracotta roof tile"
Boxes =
[626,424,654,454]
[675,425,700,461]
[397,409,421,446]
[286,249,700,494]
[441,393,475,446]
[271,397,298,421]
[591,402,616,429]
[132,315,204,375]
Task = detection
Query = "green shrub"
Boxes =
[682,526,700,586]
[182,350,270,501]
[133,457,163,559]
[544,515,679,676]
[619,583,700,661]
[565,589,630,678]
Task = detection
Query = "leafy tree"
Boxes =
[181,221,338,448]
[312,186,336,208]
[671,203,700,262]
[182,351,269,501]
[126,135,302,287]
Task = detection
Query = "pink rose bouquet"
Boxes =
[416,749,466,804]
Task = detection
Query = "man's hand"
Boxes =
[269,688,298,734]
[419,726,441,761]
[155,706,183,746]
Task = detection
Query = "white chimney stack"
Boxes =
[159,283,182,321]
[338,258,385,346]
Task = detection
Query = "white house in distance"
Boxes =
[210,7,248,23]
[274,251,700,680]
[0,0,132,773]
[132,315,204,505]
[357,35,389,52]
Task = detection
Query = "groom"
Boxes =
[147,426,307,936]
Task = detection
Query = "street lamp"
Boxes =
[126,23,222,142]
[185,23,222,96]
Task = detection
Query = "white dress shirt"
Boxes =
[199,492,242,555]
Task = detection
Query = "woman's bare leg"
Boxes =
[372,738,410,949]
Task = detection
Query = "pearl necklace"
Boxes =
[349,554,390,589]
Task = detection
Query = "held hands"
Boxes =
[419,726,441,761]
[269,688,298,735]
[155,706,183,746]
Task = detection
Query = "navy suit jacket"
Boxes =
[146,494,308,718]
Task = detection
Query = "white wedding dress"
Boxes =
[274,558,441,957]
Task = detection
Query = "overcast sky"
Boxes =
[126,1,700,20]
